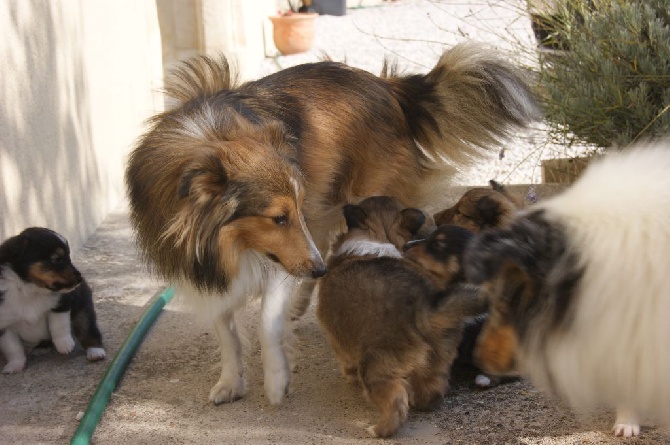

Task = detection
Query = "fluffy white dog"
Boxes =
[465,139,670,437]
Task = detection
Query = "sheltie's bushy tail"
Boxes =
[383,42,542,166]
[162,56,238,108]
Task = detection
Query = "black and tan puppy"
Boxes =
[0,228,105,373]
[317,197,486,437]
[403,224,507,388]
[433,180,522,232]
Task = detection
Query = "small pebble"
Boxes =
[76,411,85,421]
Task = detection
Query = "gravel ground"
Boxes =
[259,0,596,186]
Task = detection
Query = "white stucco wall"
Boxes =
[0,0,164,250]
[1,0,277,251]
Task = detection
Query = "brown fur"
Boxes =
[125,42,539,405]
[126,42,539,294]
[403,224,475,287]
[473,261,533,376]
[26,248,80,290]
[317,198,486,437]
[434,180,522,232]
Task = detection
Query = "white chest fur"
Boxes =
[0,267,61,340]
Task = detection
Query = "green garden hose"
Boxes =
[70,286,175,445]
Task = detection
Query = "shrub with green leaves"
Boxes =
[537,0,670,149]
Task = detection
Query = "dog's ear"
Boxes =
[493,260,534,318]
[489,179,505,192]
[476,196,502,227]
[0,234,26,261]
[178,149,228,200]
[343,204,368,230]
[464,229,518,284]
[399,208,426,236]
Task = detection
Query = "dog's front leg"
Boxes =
[209,312,246,404]
[290,278,316,320]
[48,310,75,354]
[0,330,27,373]
[260,270,296,405]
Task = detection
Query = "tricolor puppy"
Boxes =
[0,228,105,373]
[433,180,522,231]
[465,140,670,437]
[403,224,507,388]
[403,224,475,286]
[125,42,540,405]
[317,197,486,437]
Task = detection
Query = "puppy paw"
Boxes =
[209,377,247,404]
[614,407,640,437]
[86,347,106,361]
[53,335,75,354]
[264,367,290,405]
[613,422,640,437]
[2,359,26,374]
[365,396,407,438]
[366,422,401,438]
[474,374,492,387]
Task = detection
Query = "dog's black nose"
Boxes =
[311,266,327,279]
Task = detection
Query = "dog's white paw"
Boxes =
[2,359,26,374]
[474,374,492,387]
[86,347,106,361]
[613,422,640,437]
[264,366,290,405]
[614,407,640,437]
[365,425,379,437]
[209,377,247,404]
[53,335,75,354]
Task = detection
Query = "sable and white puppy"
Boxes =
[0,227,105,373]
[464,140,670,437]
[433,180,523,231]
[126,42,539,405]
[317,197,486,437]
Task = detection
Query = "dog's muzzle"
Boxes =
[311,264,327,279]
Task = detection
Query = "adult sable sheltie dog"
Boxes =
[317,197,486,437]
[0,228,105,373]
[125,42,540,405]
[465,140,670,437]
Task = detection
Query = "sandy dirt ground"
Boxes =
[1,185,669,445]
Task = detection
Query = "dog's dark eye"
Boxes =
[272,215,288,226]
[51,255,64,264]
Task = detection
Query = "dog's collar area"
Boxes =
[335,240,401,258]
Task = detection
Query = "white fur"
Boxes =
[526,141,670,435]
[177,250,299,405]
[0,266,76,372]
[49,311,75,354]
[0,329,26,373]
[474,374,492,388]
[334,239,401,258]
[86,347,106,361]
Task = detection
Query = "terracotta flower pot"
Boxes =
[269,13,318,55]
